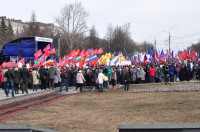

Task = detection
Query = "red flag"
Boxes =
[180,50,188,60]
[76,48,80,55]
[71,50,76,57]
[43,44,51,52]
[90,49,95,57]
[2,62,6,67]
[34,49,42,58]
[188,49,195,59]
[6,62,11,67]
[11,62,15,68]
[49,48,56,54]
[79,49,85,57]
[85,49,90,57]
[44,52,50,57]
[94,49,98,54]
[98,48,103,54]
[19,58,25,66]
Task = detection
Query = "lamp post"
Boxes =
[58,35,61,57]
[162,25,178,54]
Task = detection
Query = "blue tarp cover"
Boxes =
[5,43,19,49]
[3,49,19,55]
[21,49,35,57]
[21,40,35,48]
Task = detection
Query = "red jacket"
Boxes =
[149,68,156,77]
[0,72,4,82]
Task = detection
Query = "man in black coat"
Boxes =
[20,65,29,94]
[5,67,15,97]
[39,66,46,90]
[13,68,21,94]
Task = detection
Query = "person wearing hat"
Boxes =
[20,65,30,94]
[13,68,21,94]
[76,70,85,92]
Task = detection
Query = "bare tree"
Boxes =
[105,24,113,51]
[55,1,89,52]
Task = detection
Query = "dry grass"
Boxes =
[1,82,200,132]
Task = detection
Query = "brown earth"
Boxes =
[1,82,200,132]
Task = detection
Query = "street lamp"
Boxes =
[162,25,178,54]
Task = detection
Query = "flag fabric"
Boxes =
[74,56,82,63]
[98,48,103,54]
[34,49,42,58]
[188,49,195,59]
[43,44,51,52]
[159,53,169,62]
[19,58,25,66]
[143,54,147,65]
[49,48,56,54]
[79,49,85,57]
[43,59,54,66]
[136,54,140,64]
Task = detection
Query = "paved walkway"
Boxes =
[0,86,80,101]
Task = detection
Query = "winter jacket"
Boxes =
[131,68,137,81]
[39,67,45,80]
[2,69,8,82]
[48,67,57,80]
[0,72,4,82]
[32,70,39,85]
[149,68,156,77]
[136,68,142,79]
[20,68,29,82]
[169,66,174,75]
[5,70,15,83]
[141,69,146,81]
[60,72,68,82]
[125,73,132,83]
[13,70,21,83]
[97,73,105,84]
[193,66,198,73]
[28,71,33,83]
[76,72,85,84]
[57,69,61,82]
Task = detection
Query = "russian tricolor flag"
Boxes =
[74,56,81,62]
[68,57,73,63]
[88,55,98,63]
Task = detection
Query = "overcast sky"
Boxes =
[1,0,200,53]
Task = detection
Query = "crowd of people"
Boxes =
[1,61,200,97]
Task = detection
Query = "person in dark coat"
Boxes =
[48,65,57,89]
[20,65,29,94]
[60,69,69,92]
[39,66,46,90]
[124,70,131,91]
[186,63,191,81]
[13,68,21,94]
[28,68,33,89]
[5,67,15,97]
[197,63,200,81]
[192,63,198,80]
[179,64,185,81]
[44,67,49,89]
